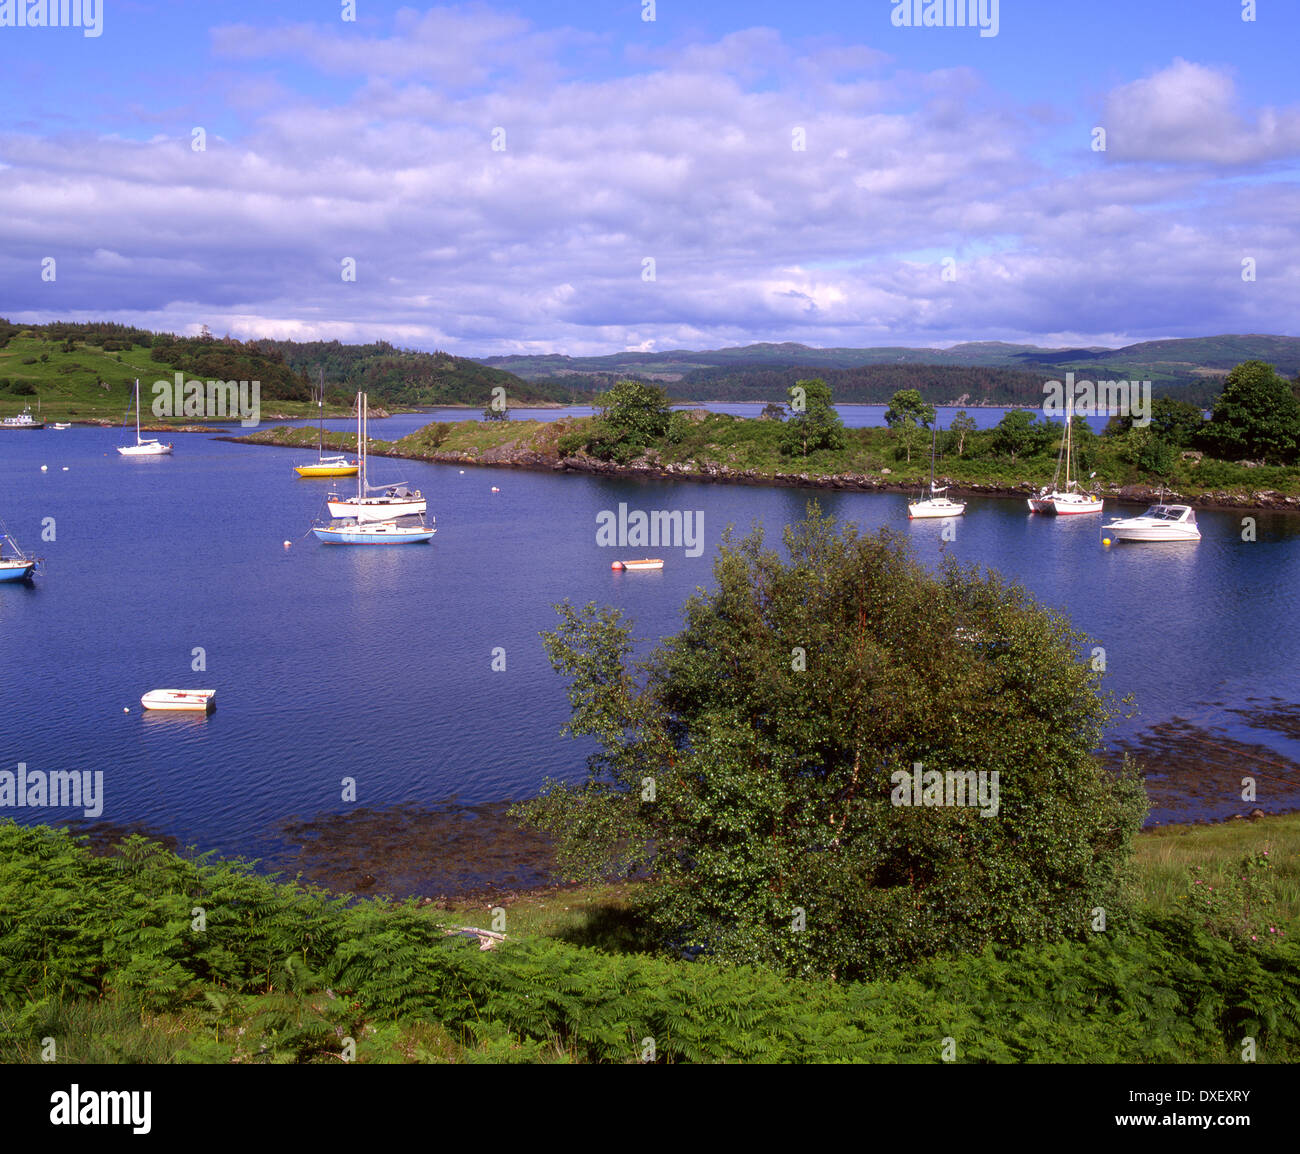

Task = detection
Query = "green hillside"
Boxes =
[0,320,543,421]
[248,338,570,407]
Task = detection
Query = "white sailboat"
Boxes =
[313,391,435,545]
[908,426,966,519]
[325,393,425,521]
[1028,395,1101,515]
[117,379,173,456]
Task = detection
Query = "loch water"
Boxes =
[2,415,1299,884]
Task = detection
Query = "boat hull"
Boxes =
[141,689,216,711]
[1030,492,1104,515]
[327,496,426,521]
[296,464,359,477]
[118,442,173,456]
[1108,525,1201,542]
[0,561,35,582]
[612,559,664,570]
[908,500,966,519]
[313,522,435,544]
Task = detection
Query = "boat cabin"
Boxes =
[1140,504,1196,522]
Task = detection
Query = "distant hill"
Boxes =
[480,334,1300,406]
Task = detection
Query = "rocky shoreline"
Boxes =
[227,428,1300,514]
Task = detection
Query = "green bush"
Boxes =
[517,507,1149,981]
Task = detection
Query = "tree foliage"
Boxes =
[778,378,846,457]
[1204,360,1300,464]
[947,410,977,456]
[884,388,936,463]
[517,507,1148,980]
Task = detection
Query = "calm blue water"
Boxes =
[2,422,1299,870]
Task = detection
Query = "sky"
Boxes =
[1,0,1298,357]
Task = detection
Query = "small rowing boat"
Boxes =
[141,689,216,712]
[611,558,664,571]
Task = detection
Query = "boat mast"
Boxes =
[317,369,324,461]
[134,379,141,445]
[928,425,937,496]
[1064,390,1074,490]
[357,392,366,504]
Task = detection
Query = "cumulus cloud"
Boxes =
[1102,58,1300,164]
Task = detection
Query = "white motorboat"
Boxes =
[141,689,216,711]
[908,426,966,519]
[1105,503,1201,542]
[325,392,425,520]
[117,379,173,456]
[1028,393,1102,515]
[51,422,72,430]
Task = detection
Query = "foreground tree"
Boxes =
[516,507,1147,980]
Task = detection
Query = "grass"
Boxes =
[1132,812,1300,925]
[0,333,351,422]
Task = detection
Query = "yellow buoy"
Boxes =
[1102,538,1111,546]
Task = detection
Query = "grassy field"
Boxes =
[0,333,351,422]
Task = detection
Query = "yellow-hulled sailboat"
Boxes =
[295,372,358,478]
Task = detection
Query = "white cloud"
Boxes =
[1,18,1297,354]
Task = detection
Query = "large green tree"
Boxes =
[778,378,846,457]
[1205,360,1300,464]
[884,388,936,464]
[517,508,1147,980]
[573,379,674,462]
[596,379,672,442]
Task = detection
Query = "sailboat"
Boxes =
[0,528,39,582]
[294,371,358,477]
[907,426,966,519]
[324,392,426,521]
[1028,394,1102,515]
[312,392,435,545]
[117,379,173,456]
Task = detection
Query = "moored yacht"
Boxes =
[1028,394,1102,515]
[325,392,426,520]
[1106,503,1201,542]
[908,426,966,519]
[0,531,39,582]
[2,406,44,430]
[117,379,173,456]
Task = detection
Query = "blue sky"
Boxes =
[2,0,1297,355]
